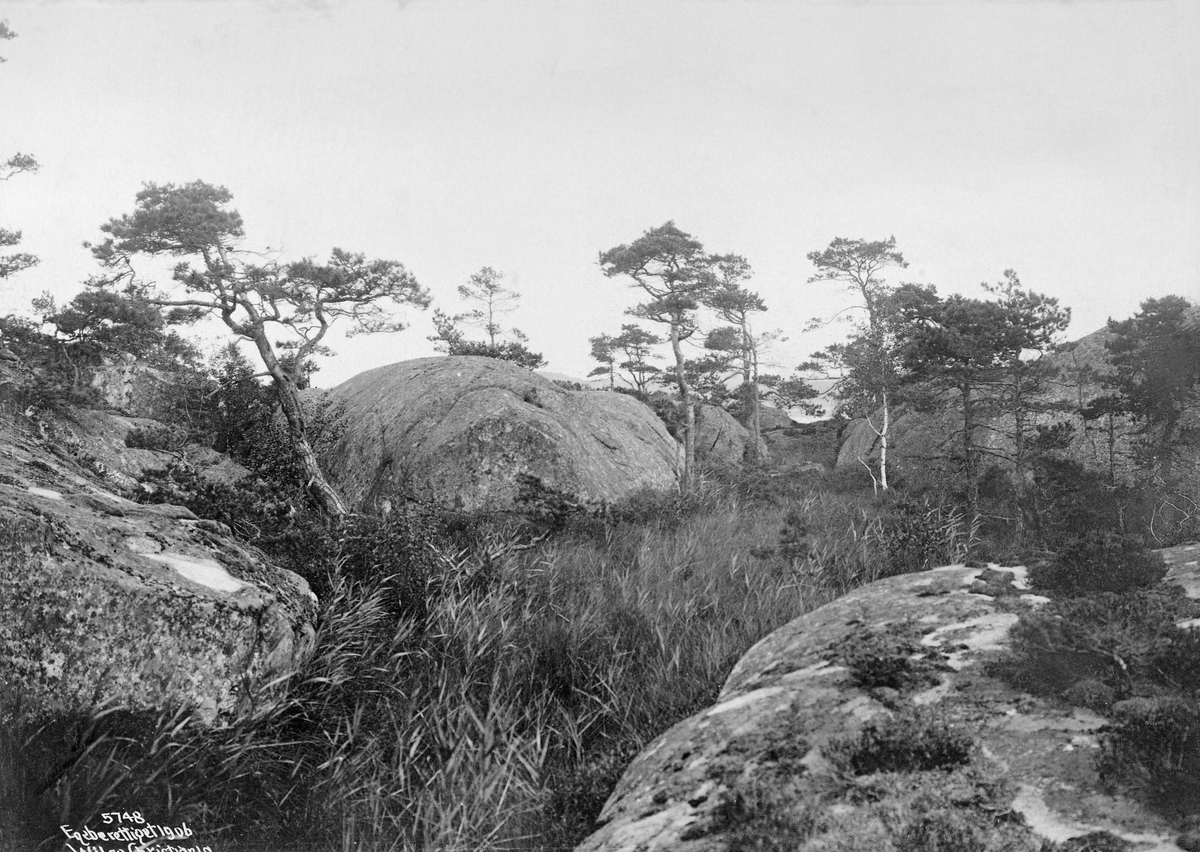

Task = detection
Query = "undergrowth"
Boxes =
[2,481,843,851]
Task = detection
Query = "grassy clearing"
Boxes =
[2,473,984,851]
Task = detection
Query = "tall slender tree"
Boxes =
[600,223,719,487]
[454,266,526,346]
[91,180,430,516]
[586,325,664,394]
[806,236,909,489]
[587,333,618,389]
[613,324,663,393]
[705,256,771,464]
[981,271,1070,508]
[429,266,545,368]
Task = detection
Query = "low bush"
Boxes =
[996,587,1200,708]
[1100,697,1200,820]
[836,623,949,694]
[124,423,183,451]
[997,585,1200,822]
[879,495,980,574]
[1030,529,1166,595]
[698,780,820,850]
[826,711,975,775]
[895,808,995,852]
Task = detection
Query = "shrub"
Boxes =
[826,711,974,775]
[124,423,183,451]
[837,623,949,694]
[1100,696,1200,819]
[895,808,993,852]
[1029,530,1166,595]
[9,483,829,851]
[996,587,1200,709]
[697,780,819,850]
[880,495,980,574]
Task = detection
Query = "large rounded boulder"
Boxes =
[320,357,681,513]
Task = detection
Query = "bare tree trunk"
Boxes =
[879,391,889,491]
[1107,414,1117,485]
[1012,379,1029,536]
[747,381,762,465]
[962,384,978,518]
[276,382,349,516]
[251,331,348,517]
[670,323,695,489]
[743,322,761,465]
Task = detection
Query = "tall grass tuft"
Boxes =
[4,481,834,851]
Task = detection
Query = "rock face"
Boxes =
[320,357,681,513]
[89,356,176,418]
[757,404,798,432]
[695,404,767,467]
[762,419,845,473]
[578,556,1199,852]
[42,407,250,493]
[0,406,316,722]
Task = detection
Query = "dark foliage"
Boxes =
[826,712,974,775]
[1018,457,1166,594]
[997,587,1200,707]
[1102,296,1200,475]
[124,423,183,452]
[1100,697,1200,820]
[1029,530,1166,595]
[837,624,949,694]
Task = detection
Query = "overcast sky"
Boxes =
[2,0,1197,389]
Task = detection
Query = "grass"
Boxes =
[0,482,811,851]
[1,470,990,851]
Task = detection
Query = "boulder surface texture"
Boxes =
[321,356,681,513]
[578,554,1200,852]
[0,403,316,722]
[695,404,767,467]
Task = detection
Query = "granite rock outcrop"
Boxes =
[320,357,681,513]
[0,386,315,722]
[578,550,1200,852]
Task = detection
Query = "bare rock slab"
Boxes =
[321,356,681,513]
[577,559,1196,852]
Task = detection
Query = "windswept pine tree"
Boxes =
[90,180,430,516]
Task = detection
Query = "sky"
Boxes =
[1,0,1198,390]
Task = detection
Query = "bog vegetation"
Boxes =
[1,32,1200,846]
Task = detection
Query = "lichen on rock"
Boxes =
[576,556,1200,852]
[0,404,316,723]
